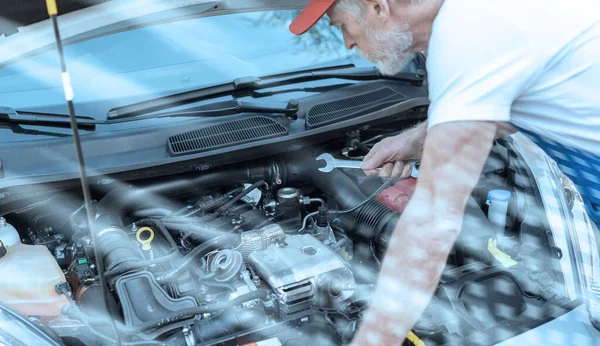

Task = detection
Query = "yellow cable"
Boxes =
[407,331,426,346]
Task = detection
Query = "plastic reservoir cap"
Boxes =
[486,190,512,203]
[0,217,20,247]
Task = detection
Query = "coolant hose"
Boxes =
[155,234,240,284]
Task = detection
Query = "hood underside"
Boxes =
[0,0,309,67]
[1,0,112,37]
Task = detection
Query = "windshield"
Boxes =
[0,10,372,121]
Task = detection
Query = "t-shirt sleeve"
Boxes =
[426,0,546,130]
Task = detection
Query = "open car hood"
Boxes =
[0,0,309,67]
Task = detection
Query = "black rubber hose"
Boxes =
[136,219,178,251]
[96,227,143,273]
[101,250,180,279]
[124,290,269,335]
[155,234,240,284]
[283,154,399,243]
[192,308,268,343]
[131,208,173,218]
[214,180,266,216]
[95,163,275,224]
[162,222,241,244]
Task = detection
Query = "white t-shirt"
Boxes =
[426,0,600,155]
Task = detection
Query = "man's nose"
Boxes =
[342,30,357,50]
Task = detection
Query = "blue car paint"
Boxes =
[0,10,368,120]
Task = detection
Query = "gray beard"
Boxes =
[356,22,415,76]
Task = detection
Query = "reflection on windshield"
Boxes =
[243,10,346,62]
[0,10,368,119]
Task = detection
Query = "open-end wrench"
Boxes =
[316,153,420,178]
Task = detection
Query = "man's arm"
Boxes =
[361,120,515,178]
[351,120,498,346]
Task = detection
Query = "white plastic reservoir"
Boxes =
[0,243,70,316]
[486,190,512,238]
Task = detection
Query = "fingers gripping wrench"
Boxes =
[316,153,420,178]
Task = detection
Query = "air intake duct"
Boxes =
[282,154,399,249]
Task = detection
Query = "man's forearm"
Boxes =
[405,121,428,160]
[410,120,512,161]
[351,121,498,346]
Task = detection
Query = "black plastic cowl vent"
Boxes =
[305,87,407,129]
[167,116,288,156]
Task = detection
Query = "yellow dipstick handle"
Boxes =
[45,0,58,16]
[136,227,155,251]
[407,331,425,346]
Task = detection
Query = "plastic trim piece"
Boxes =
[167,116,288,157]
[305,86,407,129]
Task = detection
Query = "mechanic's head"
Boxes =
[290,0,438,76]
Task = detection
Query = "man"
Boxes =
[288,0,600,345]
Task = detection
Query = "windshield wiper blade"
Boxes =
[107,66,425,120]
[0,107,96,130]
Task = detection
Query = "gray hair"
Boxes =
[334,0,423,19]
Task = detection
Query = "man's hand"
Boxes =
[350,121,498,346]
[360,122,427,178]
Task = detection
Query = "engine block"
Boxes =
[248,234,355,319]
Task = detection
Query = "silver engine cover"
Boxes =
[248,234,355,319]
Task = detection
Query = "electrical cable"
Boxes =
[44,1,120,344]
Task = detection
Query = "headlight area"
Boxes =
[512,133,600,330]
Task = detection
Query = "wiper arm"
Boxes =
[107,66,425,120]
[1,107,96,131]
[159,99,300,119]
[250,83,354,98]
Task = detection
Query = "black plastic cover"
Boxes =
[166,116,288,157]
[305,87,407,129]
[114,271,197,326]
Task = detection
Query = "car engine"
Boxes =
[0,128,571,346]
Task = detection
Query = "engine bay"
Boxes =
[0,121,574,346]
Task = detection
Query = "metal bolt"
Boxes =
[89,264,96,270]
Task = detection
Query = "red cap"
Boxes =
[289,0,337,35]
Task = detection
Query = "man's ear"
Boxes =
[362,0,391,20]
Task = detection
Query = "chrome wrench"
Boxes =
[316,153,420,178]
